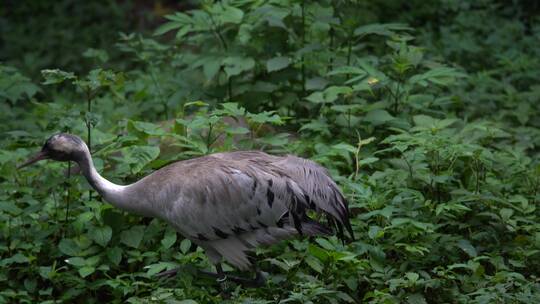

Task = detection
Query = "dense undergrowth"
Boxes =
[1,0,540,303]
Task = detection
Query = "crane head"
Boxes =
[18,133,87,169]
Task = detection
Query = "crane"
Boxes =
[19,133,354,287]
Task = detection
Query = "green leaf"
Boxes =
[305,92,325,104]
[305,256,323,273]
[327,66,367,76]
[299,119,331,135]
[38,266,53,280]
[405,272,419,283]
[176,300,198,304]
[78,266,95,278]
[368,226,383,239]
[224,126,249,134]
[129,121,166,136]
[120,226,145,248]
[203,58,222,81]
[215,102,246,116]
[1,253,29,265]
[145,262,169,276]
[41,69,76,85]
[500,208,514,221]
[58,239,80,256]
[82,48,109,63]
[222,57,255,77]
[65,257,86,267]
[161,228,177,249]
[409,67,466,87]
[119,145,161,174]
[324,86,352,103]
[219,5,244,24]
[364,109,395,125]
[0,66,41,103]
[457,239,477,257]
[413,114,438,128]
[154,21,183,36]
[407,293,427,304]
[107,247,122,265]
[315,238,335,250]
[0,201,23,215]
[89,226,112,247]
[180,239,191,254]
[354,23,411,37]
[247,111,283,125]
[266,56,290,72]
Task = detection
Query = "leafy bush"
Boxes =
[1,0,540,303]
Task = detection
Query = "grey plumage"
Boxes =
[20,134,354,272]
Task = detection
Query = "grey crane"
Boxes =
[19,133,354,286]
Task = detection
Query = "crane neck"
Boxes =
[76,149,143,214]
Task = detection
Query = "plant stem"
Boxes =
[328,26,335,73]
[86,89,93,201]
[64,162,71,237]
[301,0,306,96]
[149,66,168,119]
[206,123,214,153]
[346,30,354,80]
[86,89,92,153]
[207,11,227,50]
[228,77,233,101]
[393,81,401,114]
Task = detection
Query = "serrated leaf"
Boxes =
[407,293,427,304]
[41,69,76,85]
[0,201,23,215]
[107,247,122,265]
[364,109,395,125]
[58,239,80,256]
[222,57,255,77]
[219,5,244,24]
[161,228,177,249]
[305,255,323,273]
[129,121,166,136]
[305,92,325,104]
[405,272,419,283]
[145,262,169,276]
[89,226,112,247]
[120,226,145,248]
[500,208,514,221]
[120,146,160,174]
[154,21,183,36]
[203,58,222,81]
[315,238,335,250]
[180,239,191,254]
[413,114,438,127]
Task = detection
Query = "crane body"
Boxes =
[19,133,354,285]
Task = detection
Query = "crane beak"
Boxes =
[17,151,49,169]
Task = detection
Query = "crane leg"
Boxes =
[200,263,266,287]
[155,264,266,287]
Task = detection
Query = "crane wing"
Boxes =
[272,155,355,240]
[146,151,353,270]
[212,151,354,240]
[163,156,325,239]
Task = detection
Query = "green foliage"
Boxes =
[2,0,540,303]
